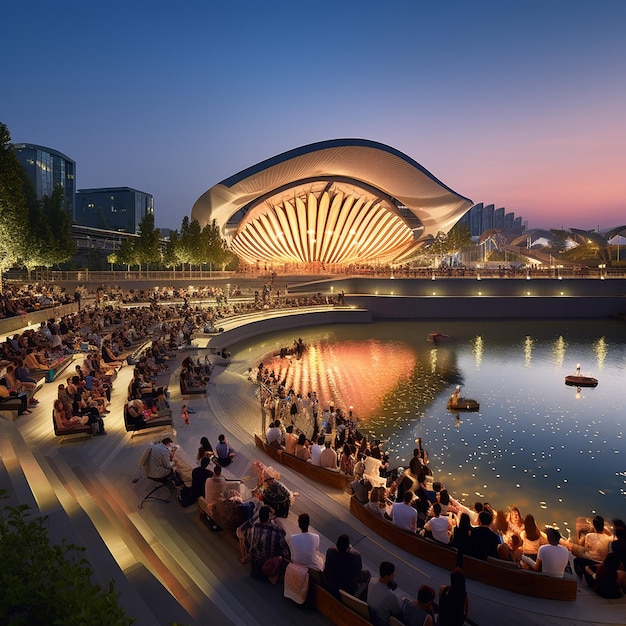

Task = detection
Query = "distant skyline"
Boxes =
[3,0,625,232]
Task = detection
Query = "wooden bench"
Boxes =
[41,354,76,383]
[349,497,578,601]
[52,410,92,438]
[0,397,26,422]
[180,378,206,395]
[307,570,372,626]
[123,403,173,437]
[254,433,353,489]
[197,492,253,537]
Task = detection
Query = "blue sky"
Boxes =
[3,0,625,230]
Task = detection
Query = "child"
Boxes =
[181,405,190,426]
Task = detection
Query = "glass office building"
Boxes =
[13,143,76,219]
[75,187,154,233]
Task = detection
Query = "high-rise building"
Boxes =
[457,203,525,236]
[13,143,76,219]
[75,187,154,234]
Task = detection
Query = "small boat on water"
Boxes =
[447,385,480,411]
[427,332,450,344]
[564,364,598,388]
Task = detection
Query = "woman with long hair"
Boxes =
[438,567,469,626]
[451,513,473,566]
[508,505,524,537]
[196,436,214,462]
[520,513,548,565]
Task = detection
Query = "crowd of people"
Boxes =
[0,283,75,319]
[258,402,626,608]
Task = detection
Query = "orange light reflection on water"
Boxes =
[263,339,417,420]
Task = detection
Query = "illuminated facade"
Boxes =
[13,143,76,220]
[76,187,154,233]
[191,139,472,266]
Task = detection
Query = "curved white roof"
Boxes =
[191,139,472,265]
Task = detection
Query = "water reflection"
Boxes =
[247,319,626,528]
[472,336,483,368]
[594,337,608,369]
[552,336,567,367]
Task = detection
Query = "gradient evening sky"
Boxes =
[3,0,625,231]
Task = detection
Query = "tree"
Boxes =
[0,123,30,290]
[162,230,181,270]
[0,493,133,625]
[134,212,161,270]
[115,238,138,270]
[42,184,76,266]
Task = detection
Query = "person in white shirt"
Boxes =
[310,435,325,466]
[523,528,570,577]
[392,491,418,533]
[424,503,452,544]
[289,513,324,570]
[265,420,283,448]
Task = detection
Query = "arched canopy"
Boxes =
[191,139,473,265]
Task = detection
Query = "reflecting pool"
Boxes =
[234,319,626,533]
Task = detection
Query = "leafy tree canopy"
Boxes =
[0,493,134,625]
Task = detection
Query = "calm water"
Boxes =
[233,319,626,534]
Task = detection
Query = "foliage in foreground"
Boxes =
[0,493,134,625]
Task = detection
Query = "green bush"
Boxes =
[0,493,134,625]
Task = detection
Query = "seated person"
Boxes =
[583,552,626,598]
[265,420,283,448]
[367,561,402,626]
[204,464,227,506]
[144,438,177,482]
[401,584,436,626]
[53,398,89,430]
[392,491,418,533]
[521,527,569,577]
[424,502,452,544]
[467,511,500,560]
[261,466,291,518]
[323,533,366,598]
[365,486,389,518]
[0,378,30,415]
[215,433,236,466]
[289,513,324,570]
[319,440,339,470]
[126,398,155,429]
[295,433,312,461]
[246,505,291,580]
[191,456,214,500]
[572,515,614,578]
[350,472,373,505]
[284,425,298,455]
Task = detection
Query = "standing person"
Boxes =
[438,567,469,626]
[181,405,190,426]
[367,561,402,626]
[401,584,436,626]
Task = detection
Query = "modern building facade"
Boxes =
[76,187,154,234]
[191,139,473,266]
[456,202,524,237]
[13,143,76,219]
